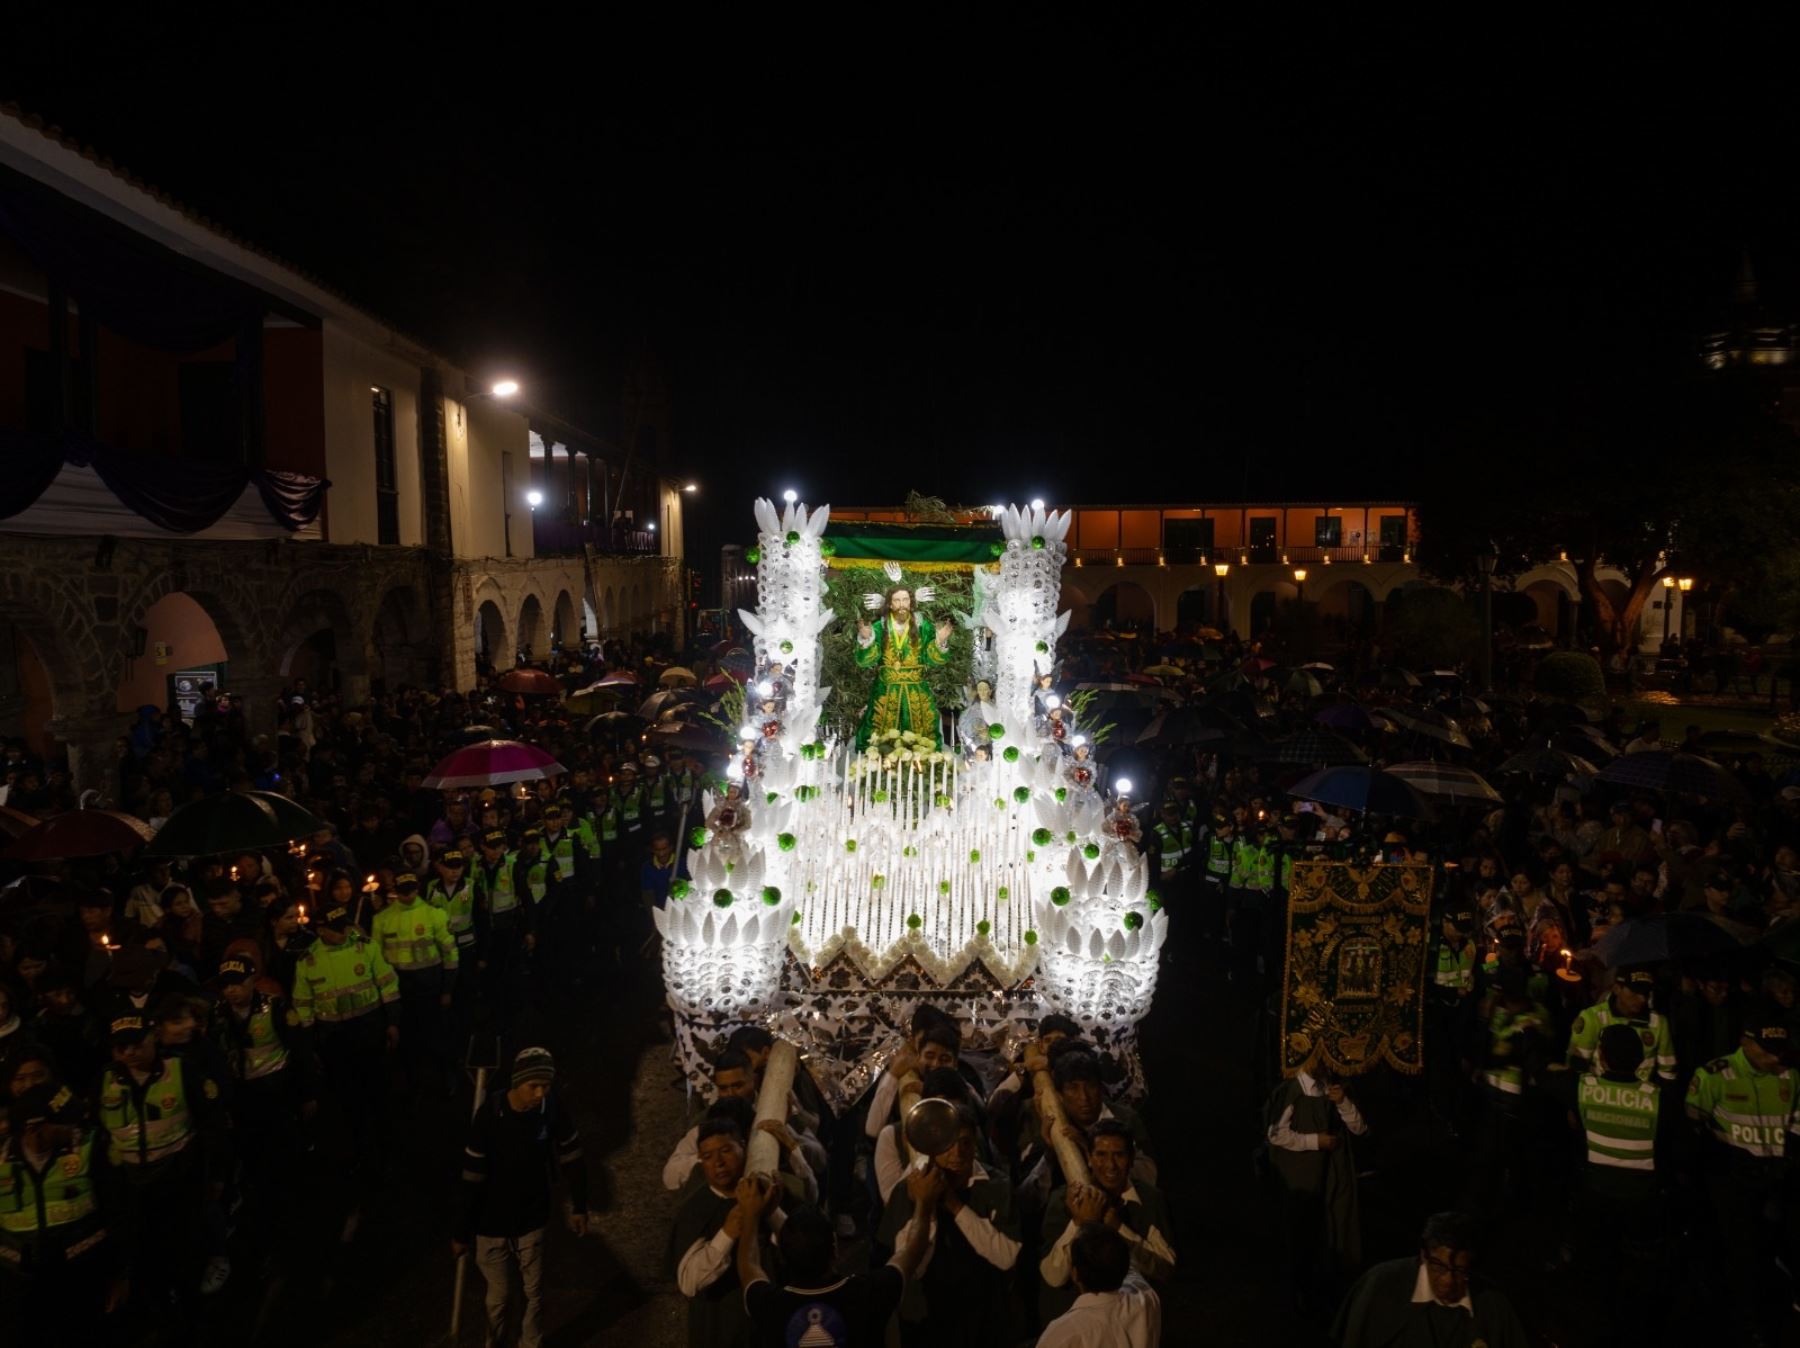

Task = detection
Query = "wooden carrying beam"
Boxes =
[745,1040,799,1178]
[1032,1068,1091,1187]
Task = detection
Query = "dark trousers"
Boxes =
[0,1240,111,1342]
[479,923,529,1029]
[117,1154,205,1326]
[235,1068,307,1255]
[395,966,452,1091]
[316,1013,391,1176]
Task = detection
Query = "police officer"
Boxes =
[1151,801,1196,901]
[1428,908,1480,1133]
[214,952,315,1257]
[473,827,535,1025]
[427,848,479,1035]
[371,871,459,1096]
[290,899,400,1179]
[1568,968,1677,1085]
[1200,812,1234,943]
[1685,1011,1800,1343]
[97,1011,227,1321]
[0,1086,122,1340]
[1562,1024,1675,1317]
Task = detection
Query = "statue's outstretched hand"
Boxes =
[858,621,874,644]
[934,624,951,650]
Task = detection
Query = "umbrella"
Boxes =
[704,672,743,691]
[423,740,566,790]
[1445,695,1492,718]
[720,647,755,676]
[6,809,155,861]
[593,671,639,688]
[0,875,100,909]
[1515,625,1555,651]
[457,723,501,743]
[1597,750,1745,798]
[1288,767,1435,819]
[562,684,624,716]
[1142,664,1187,678]
[1194,627,1225,641]
[1496,747,1599,779]
[1258,729,1368,767]
[1756,917,1800,964]
[586,711,643,736]
[637,688,706,721]
[0,805,38,841]
[497,668,562,696]
[1124,672,1163,686]
[1361,666,1422,690]
[1283,671,1325,698]
[1381,706,1473,750]
[146,791,331,858]
[1385,761,1503,804]
[1136,706,1241,748]
[648,721,733,753]
[658,666,699,688]
[1593,912,1748,968]
[1297,661,1335,672]
[1314,703,1378,733]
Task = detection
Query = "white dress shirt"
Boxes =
[1266,1072,1369,1151]
[1035,1269,1161,1347]
[1039,1185,1176,1287]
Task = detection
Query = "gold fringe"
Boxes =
[825,558,1000,573]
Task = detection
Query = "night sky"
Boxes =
[5,24,1794,566]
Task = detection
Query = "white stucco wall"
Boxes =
[320,322,423,546]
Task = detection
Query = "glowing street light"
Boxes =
[491,379,520,398]
[526,490,544,509]
[683,483,699,493]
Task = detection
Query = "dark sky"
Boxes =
[5,22,1795,565]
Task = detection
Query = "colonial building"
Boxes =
[0,105,685,792]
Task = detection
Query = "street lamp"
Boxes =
[683,482,698,493]
[1213,561,1230,630]
[526,490,544,510]
[1475,541,1498,692]
[1292,566,1308,603]
[490,379,520,398]
[1661,574,1676,645]
[1677,576,1694,642]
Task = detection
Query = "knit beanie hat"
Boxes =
[512,1046,556,1089]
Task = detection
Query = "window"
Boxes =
[1163,517,1214,564]
[1315,516,1342,548]
[1249,517,1278,561]
[372,386,398,545]
[1379,514,1408,560]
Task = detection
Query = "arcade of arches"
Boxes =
[0,535,681,798]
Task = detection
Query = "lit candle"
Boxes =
[298,904,308,924]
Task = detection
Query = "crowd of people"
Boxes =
[2,614,1800,1346]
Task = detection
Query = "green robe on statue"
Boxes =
[854,613,949,750]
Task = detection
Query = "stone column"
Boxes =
[49,710,134,806]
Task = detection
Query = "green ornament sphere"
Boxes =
[1066,831,1077,844]
[670,879,691,901]
[994,797,1006,810]
[906,913,923,931]
[977,919,992,937]
[784,529,800,545]
[1024,929,1039,946]
[1035,640,1048,654]
[1031,535,1045,550]
[988,541,1004,558]
[1014,786,1032,804]
[1032,828,1053,847]
[791,910,802,925]
[712,889,733,908]
[765,791,779,805]
[1083,843,1100,860]
[778,832,797,852]
[1055,787,1068,803]
[844,839,858,854]
[1051,886,1071,906]
[1003,746,1020,763]
[1146,888,1163,909]
[761,886,782,906]
[969,849,981,864]
[871,874,886,890]
[872,790,889,804]
[689,826,709,849]
[780,639,794,654]
[745,547,761,565]
[988,724,1005,741]
[1026,850,1036,863]
[818,540,836,557]
[997,886,1010,901]
[938,880,950,895]
[903,846,918,858]
[1124,910,1144,930]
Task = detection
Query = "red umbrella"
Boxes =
[423,740,567,790]
[1124,672,1162,686]
[0,805,38,841]
[498,668,562,696]
[6,808,156,861]
[703,672,743,691]
[594,671,640,688]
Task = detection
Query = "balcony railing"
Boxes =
[531,517,659,556]
[1069,544,1413,567]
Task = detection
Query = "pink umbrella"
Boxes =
[6,809,156,861]
[594,671,639,688]
[423,740,566,790]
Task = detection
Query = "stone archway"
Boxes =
[0,581,90,761]
[1060,580,1093,631]
[553,589,577,650]
[517,593,544,661]
[1092,581,1154,633]
[476,599,508,670]
[273,587,364,696]
[372,585,431,690]
[1310,577,1376,651]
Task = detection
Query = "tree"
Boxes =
[1532,651,1605,703]
[1416,364,1800,656]
[1383,587,1479,669]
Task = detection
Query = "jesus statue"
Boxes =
[854,587,950,751]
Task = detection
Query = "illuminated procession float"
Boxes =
[654,498,1169,1108]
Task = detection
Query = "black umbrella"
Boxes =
[1496,747,1599,779]
[147,791,331,858]
[1597,750,1745,799]
[1287,766,1435,819]
[637,688,707,721]
[1381,706,1473,750]
[1361,666,1422,689]
[1593,912,1749,968]
[1257,729,1368,767]
[586,711,643,737]
[1136,705,1243,748]
[647,721,733,753]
